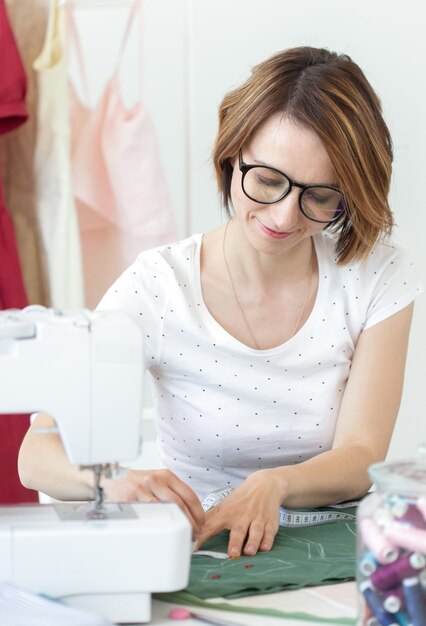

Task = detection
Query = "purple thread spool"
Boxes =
[370,553,426,591]
[383,587,404,613]
[402,576,426,626]
[391,499,426,528]
[360,581,399,626]
[417,496,426,522]
[420,568,426,590]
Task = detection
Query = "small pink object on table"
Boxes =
[169,607,192,620]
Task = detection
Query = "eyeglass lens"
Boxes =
[242,166,344,223]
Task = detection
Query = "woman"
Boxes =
[19,46,422,557]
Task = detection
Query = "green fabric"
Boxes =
[186,512,357,599]
[156,509,357,624]
[157,591,357,625]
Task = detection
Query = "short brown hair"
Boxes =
[213,46,394,264]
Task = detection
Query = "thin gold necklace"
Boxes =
[222,220,315,350]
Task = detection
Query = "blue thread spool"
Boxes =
[382,587,404,613]
[359,552,378,576]
[402,576,426,626]
[393,610,410,626]
[360,581,399,626]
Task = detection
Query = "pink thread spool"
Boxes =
[360,518,399,564]
[384,522,426,554]
[417,496,426,522]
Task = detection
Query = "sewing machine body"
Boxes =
[0,501,190,623]
[0,307,192,623]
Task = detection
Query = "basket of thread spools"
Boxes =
[357,457,426,626]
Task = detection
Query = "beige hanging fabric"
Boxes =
[67,0,177,308]
[33,0,84,309]
[0,0,51,306]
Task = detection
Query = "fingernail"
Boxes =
[230,545,239,556]
[260,543,270,551]
[245,544,256,555]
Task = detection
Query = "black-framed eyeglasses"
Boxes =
[239,150,345,224]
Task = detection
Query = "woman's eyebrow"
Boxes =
[252,157,278,168]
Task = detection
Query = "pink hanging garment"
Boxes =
[68,0,177,308]
[0,0,38,504]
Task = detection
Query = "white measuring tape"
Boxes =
[201,488,357,527]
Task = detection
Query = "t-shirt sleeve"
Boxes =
[363,243,424,330]
[97,250,171,369]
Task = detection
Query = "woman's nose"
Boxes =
[269,189,301,231]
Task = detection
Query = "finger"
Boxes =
[243,519,265,556]
[165,476,206,530]
[259,520,279,552]
[227,523,249,558]
[148,479,205,533]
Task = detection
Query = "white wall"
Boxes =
[72,0,426,463]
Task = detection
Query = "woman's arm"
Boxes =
[18,412,95,500]
[276,301,414,507]
[18,412,205,533]
[196,302,415,556]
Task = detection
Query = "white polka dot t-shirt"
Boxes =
[97,231,423,500]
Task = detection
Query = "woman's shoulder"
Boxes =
[97,234,202,311]
[315,231,414,275]
[314,231,423,330]
[134,233,202,275]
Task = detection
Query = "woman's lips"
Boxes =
[257,220,294,239]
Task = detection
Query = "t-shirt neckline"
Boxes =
[191,231,325,355]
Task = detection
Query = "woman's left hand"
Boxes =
[195,469,285,557]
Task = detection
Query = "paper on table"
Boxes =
[0,583,113,626]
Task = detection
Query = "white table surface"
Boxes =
[133,582,358,626]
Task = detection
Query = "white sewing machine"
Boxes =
[0,306,192,623]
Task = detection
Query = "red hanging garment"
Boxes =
[0,0,38,503]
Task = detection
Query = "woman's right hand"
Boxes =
[102,468,205,536]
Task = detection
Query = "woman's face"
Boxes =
[230,113,338,257]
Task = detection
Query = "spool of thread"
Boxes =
[370,552,426,591]
[393,611,410,626]
[384,522,426,553]
[374,505,394,527]
[383,587,404,613]
[417,496,426,522]
[402,576,426,626]
[359,552,379,576]
[360,581,399,626]
[365,618,380,626]
[360,518,400,564]
[391,499,426,528]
